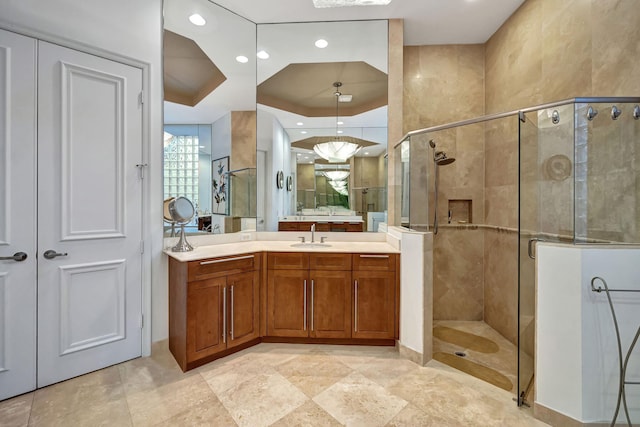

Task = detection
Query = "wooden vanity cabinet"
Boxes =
[169,253,260,371]
[352,253,398,340]
[277,221,361,232]
[266,252,352,339]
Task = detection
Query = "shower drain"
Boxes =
[454,351,467,357]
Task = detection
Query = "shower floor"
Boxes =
[433,320,526,393]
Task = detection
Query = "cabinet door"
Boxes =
[267,269,308,337]
[227,270,259,347]
[187,277,226,362]
[352,271,396,339]
[310,270,351,339]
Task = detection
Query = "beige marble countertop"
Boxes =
[164,240,399,262]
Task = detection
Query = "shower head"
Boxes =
[434,150,456,165]
[429,139,436,149]
[437,157,456,165]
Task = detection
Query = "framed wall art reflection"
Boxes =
[212,156,229,215]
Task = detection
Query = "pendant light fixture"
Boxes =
[313,82,361,163]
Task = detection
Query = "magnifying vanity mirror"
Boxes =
[169,197,196,251]
[162,0,388,236]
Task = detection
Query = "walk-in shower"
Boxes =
[396,97,640,412]
[429,139,455,235]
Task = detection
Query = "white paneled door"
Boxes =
[37,41,143,387]
[0,29,38,401]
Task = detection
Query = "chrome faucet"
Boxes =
[310,223,316,243]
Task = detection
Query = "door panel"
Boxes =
[310,270,351,339]
[188,278,225,359]
[0,29,37,401]
[228,271,259,347]
[267,269,308,337]
[352,271,395,339]
[58,261,127,355]
[37,41,143,387]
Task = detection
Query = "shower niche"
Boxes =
[448,199,472,224]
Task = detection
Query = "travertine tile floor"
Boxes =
[0,341,549,426]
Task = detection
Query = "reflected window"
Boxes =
[163,132,200,212]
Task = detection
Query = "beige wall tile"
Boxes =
[541,0,592,100]
[433,229,484,321]
[591,0,640,96]
[230,111,256,171]
[483,229,519,345]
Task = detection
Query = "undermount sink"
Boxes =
[289,243,332,248]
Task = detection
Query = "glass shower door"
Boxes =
[518,105,575,405]
[518,112,538,406]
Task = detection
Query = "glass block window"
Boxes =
[163,135,199,209]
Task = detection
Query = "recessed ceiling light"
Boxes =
[236,55,249,63]
[301,131,308,134]
[297,153,301,156]
[313,0,392,7]
[364,152,369,155]
[305,156,309,159]
[188,13,206,26]
[337,130,344,134]
[309,161,313,164]
[315,39,328,49]
[256,50,270,60]
[337,121,344,125]
[297,122,304,126]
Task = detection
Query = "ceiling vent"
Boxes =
[313,0,392,7]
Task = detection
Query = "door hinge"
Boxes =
[138,91,144,106]
[136,163,148,179]
[139,314,144,329]
[140,240,145,254]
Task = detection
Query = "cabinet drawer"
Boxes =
[352,253,396,271]
[314,223,331,231]
[278,222,299,231]
[310,253,351,270]
[267,252,309,270]
[188,253,259,281]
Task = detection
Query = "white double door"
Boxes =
[0,29,144,400]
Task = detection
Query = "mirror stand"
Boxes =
[172,223,194,252]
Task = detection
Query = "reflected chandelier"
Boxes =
[322,170,350,181]
[328,180,349,196]
[313,82,361,163]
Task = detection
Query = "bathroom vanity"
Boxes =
[166,240,399,371]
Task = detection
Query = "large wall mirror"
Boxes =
[162,0,388,235]
[256,20,389,232]
[163,0,257,235]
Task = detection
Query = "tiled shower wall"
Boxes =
[403,45,486,322]
[402,0,640,345]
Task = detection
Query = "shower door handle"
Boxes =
[527,238,547,260]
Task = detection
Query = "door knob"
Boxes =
[0,252,28,262]
[43,250,68,260]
